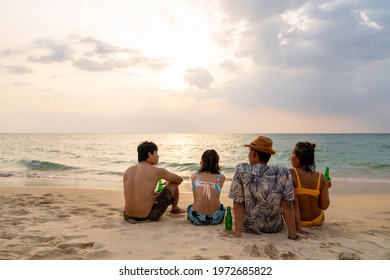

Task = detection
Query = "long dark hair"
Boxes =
[199,149,221,174]
[294,142,316,173]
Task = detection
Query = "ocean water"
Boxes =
[0,133,389,190]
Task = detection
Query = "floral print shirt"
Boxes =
[228,163,294,234]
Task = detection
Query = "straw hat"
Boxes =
[244,136,276,155]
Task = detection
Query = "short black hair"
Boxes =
[137,141,158,162]
[254,150,271,163]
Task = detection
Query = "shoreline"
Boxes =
[0,178,389,260]
[1,176,390,194]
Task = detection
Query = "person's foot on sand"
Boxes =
[170,207,185,214]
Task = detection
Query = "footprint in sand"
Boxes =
[263,242,279,259]
[338,252,360,260]
[95,203,110,207]
[17,235,57,243]
[13,209,29,216]
[68,207,95,215]
[63,235,89,240]
[279,251,297,260]
[56,213,71,219]
[57,242,96,249]
[0,231,17,240]
[38,200,52,205]
[244,242,285,260]
[100,220,123,229]
[245,242,279,260]
[219,255,233,260]
[364,229,390,238]
[244,244,265,258]
[106,207,122,216]
[191,255,209,260]
[86,249,110,259]
[320,241,341,250]
[31,249,84,260]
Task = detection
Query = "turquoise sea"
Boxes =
[0,133,389,190]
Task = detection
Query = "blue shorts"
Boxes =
[187,204,225,225]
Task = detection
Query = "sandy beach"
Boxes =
[0,178,389,260]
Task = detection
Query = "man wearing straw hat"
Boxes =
[228,136,297,240]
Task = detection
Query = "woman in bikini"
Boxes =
[187,149,226,225]
[289,142,332,230]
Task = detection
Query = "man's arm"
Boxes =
[159,168,183,185]
[282,200,297,240]
[233,200,244,237]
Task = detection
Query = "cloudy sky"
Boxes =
[1,0,389,133]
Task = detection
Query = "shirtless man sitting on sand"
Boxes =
[123,141,184,223]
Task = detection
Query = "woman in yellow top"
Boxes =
[289,142,332,230]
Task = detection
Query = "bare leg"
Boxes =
[166,182,185,214]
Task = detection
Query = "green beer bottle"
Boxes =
[324,167,330,181]
[157,179,164,191]
[225,206,232,231]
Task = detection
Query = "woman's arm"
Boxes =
[219,174,226,188]
[319,174,330,210]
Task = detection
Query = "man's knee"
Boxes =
[165,182,179,193]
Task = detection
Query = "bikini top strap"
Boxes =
[316,172,321,190]
[192,171,199,191]
[292,167,302,188]
[216,173,221,183]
